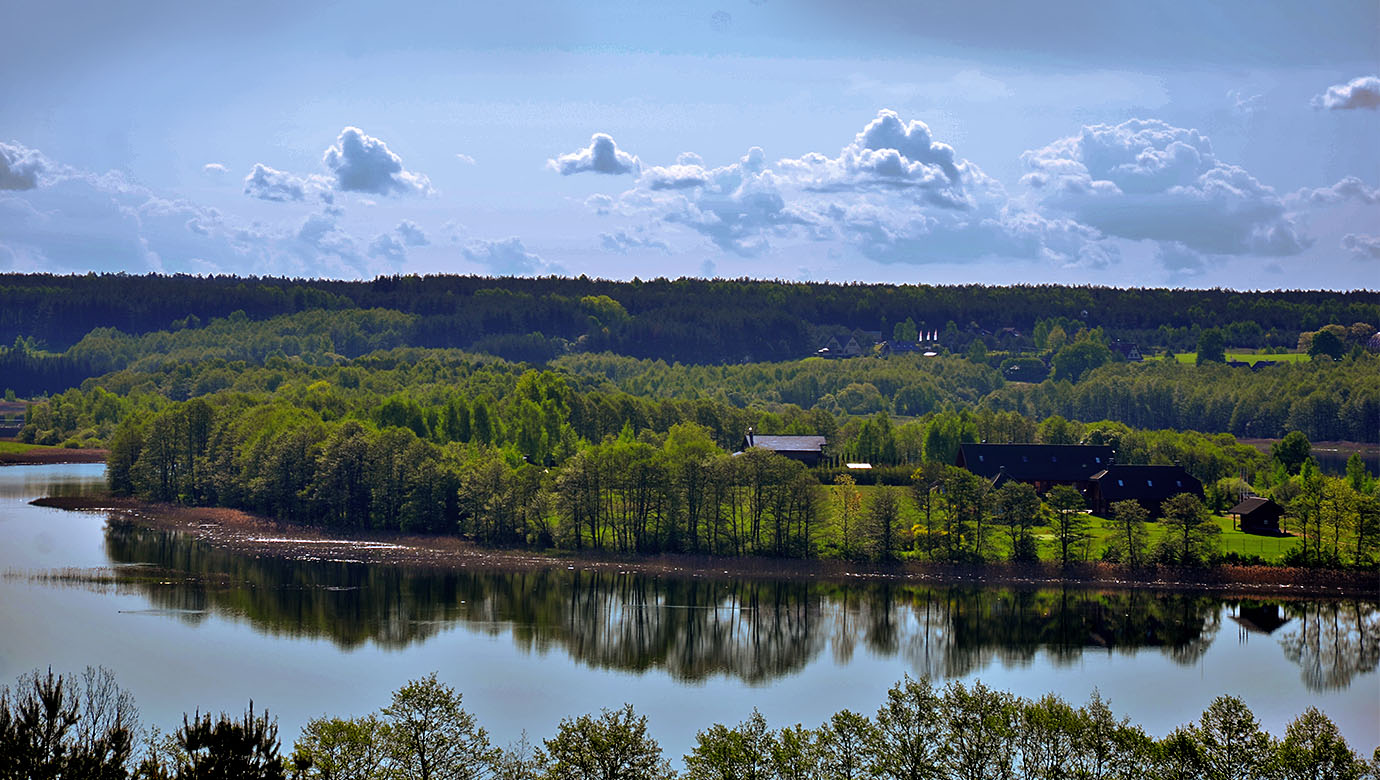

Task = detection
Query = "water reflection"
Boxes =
[85,521,1347,685]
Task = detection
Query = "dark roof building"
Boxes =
[1087,465,1203,517]
[956,444,1114,492]
[1110,341,1143,361]
[1228,496,1284,535]
[740,432,827,467]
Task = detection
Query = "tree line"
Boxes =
[3,273,1376,389]
[3,666,1376,779]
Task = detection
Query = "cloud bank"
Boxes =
[1313,76,1380,110]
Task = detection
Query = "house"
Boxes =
[740,431,828,467]
[1230,603,1289,635]
[882,340,922,356]
[1110,341,1143,362]
[841,336,863,357]
[955,443,1114,494]
[1086,464,1204,518]
[1228,496,1284,535]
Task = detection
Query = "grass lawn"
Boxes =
[829,484,1299,564]
[0,441,61,454]
[1147,351,1310,365]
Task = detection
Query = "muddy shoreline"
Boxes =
[32,495,1380,599]
[0,448,108,466]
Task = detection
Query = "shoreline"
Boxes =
[33,494,1379,599]
[0,448,108,466]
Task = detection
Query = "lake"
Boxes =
[1,463,1376,761]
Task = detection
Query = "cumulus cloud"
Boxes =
[396,220,429,246]
[243,163,331,203]
[202,163,230,178]
[775,109,978,209]
[1342,233,1380,260]
[606,110,1102,265]
[1289,176,1379,206]
[1022,118,1304,256]
[1312,76,1380,110]
[462,237,558,276]
[369,232,407,263]
[0,141,46,191]
[584,193,616,215]
[549,133,640,176]
[323,127,433,196]
[600,229,669,254]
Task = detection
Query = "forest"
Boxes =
[5,274,1378,570]
[2,666,1375,780]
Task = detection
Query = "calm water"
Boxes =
[1,464,1376,759]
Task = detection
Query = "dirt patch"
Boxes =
[0,447,108,465]
[32,495,1379,598]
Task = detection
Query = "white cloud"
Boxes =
[1289,176,1379,206]
[369,232,407,263]
[1342,233,1380,260]
[202,162,230,178]
[775,109,978,209]
[243,163,331,203]
[1022,118,1304,257]
[455,153,476,165]
[0,141,47,191]
[600,229,669,254]
[549,133,640,176]
[396,220,429,246]
[1312,75,1380,110]
[322,126,433,196]
[462,237,560,276]
[584,194,616,215]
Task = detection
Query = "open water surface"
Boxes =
[1,464,1376,759]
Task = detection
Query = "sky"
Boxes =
[1,0,1377,289]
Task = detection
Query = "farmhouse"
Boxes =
[1087,464,1203,518]
[955,443,1114,493]
[1227,496,1284,535]
[740,431,828,467]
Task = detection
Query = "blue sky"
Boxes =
[1,0,1377,288]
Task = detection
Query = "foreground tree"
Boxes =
[291,715,386,780]
[0,667,139,780]
[870,675,944,780]
[177,703,284,780]
[381,673,497,780]
[542,704,671,780]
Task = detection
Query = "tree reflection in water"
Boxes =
[97,522,1373,689]
[1279,601,1380,691]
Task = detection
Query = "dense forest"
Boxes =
[3,667,1376,779]
[5,274,1377,569]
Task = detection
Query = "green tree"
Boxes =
[542,704,671,780]
[940,681,1018,780]
[993,482,1041,562]
[380,673,497,780]
[1051,341,1113,382]
[833,475,863,560]
[1272,431,1312,476]
[1105,499,1150,567]
[176,703,285,780]
[292,715,385,780]
[815,710,877,780]
[870,675,944,780]
[1158,493,1220,566]
[867,487,901,561]
[1275,707,1363,780]
[1196,329,1226,364]
[1047,486,1089,567]
[1196,695,1274,780]
[1307,330,1345,361]
[683,710,774,780]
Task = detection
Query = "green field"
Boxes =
[833,484,1299,564]
[1145,351,1310,365]
[0,441,59,454]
